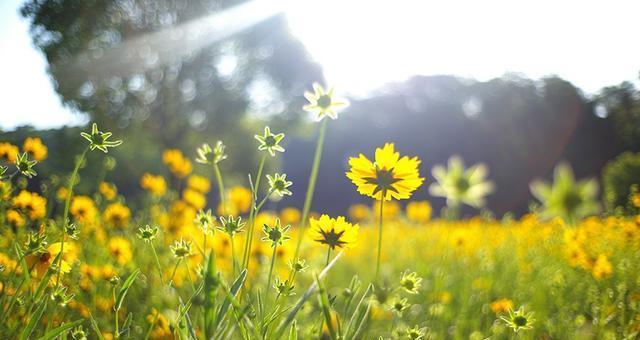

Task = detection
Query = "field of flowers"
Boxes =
[1,84,639,340]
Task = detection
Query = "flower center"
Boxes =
[265,135,277,146]
[364,167,402,195]
[316,228,346,249]
[514,316,527,327]
[318,94,332,108]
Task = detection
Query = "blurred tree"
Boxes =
[602,152,640,215]
[21,0,323,197]
[597,80,640,151]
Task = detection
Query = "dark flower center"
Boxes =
[514,316,527,327]
[265,135,277,146]
[315,228,346,249]
[364,167,402,195]
[318,95,331,108]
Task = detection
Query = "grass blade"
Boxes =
[204,251,218,339]
[214,268,247,328]
[38,319,83,340]
[19,299,47,340]
[316,274,338,340]
[115,268,140,311]
[88,311,105,340]
[344,283,373,339]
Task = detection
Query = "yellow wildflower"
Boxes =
[183,189,206,210]
[309,215,359,250]
[108,237,133,265]
[0,142,19,163]
[406,201,432,223]
[141,173,167,197]
[6,209,25,228]
[187,174,210,194]
[22,137,48,161]
[229,186,252,213]
[280,207,301,226]
[592,254,613,279]
[162,149,192,178]
[103,202,131,229]
[25,242,72,278]
[12,190,47,220]
[348,204,370,222]
[346,143,424,201]
[99,182,117,201]
[70,195,97,223]
[490,298,514,313]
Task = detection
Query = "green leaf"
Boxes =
[274,250,344,340]
[214,269,247,328]
[88,312,105,340]
[288,320,297,340]
[38,319,84,340]
[32,252,63,303]
[204,251,218,340]
[344,284,374,340]
[316,275,338,340]
[19,299,47,340]
[115,268,140,311]
[119,312,133,337]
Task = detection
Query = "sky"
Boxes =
[1,0,639,130]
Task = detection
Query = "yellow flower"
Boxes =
[70,195,97,223]
[25,242,72,278]
[162,149,192,178]
[0,252,18,272]
[108,237,133,265]
[12,190,47,220]
[303,83,349,120]
[0,142,19,163]
[6,209,25,228]
[229,186,252,213]
[183,189,206,210]
[633,193,640,208]
[99,182,117,201]
[490,298,514,313]
[22,137,48,161]
[592,254,613,279]
[147,308,173,340]
[348,204,370,222]
[346,143,424,201]
[0,181,11,200]
[187,174,210,194]
[280,207,301,226]
[56,187,69,201]
[373,199,400,220]
[406,201,432,223]
[140,173,167,197]
[103,202,131,229]
[309,215,359,250]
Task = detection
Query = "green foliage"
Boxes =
[603,152,640,215]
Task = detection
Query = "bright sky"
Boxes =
[1,0,639,130]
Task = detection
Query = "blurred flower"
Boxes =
[406,201,432,223]
[348,204,370,222]
[346,143,423,201]
[15,152,37,178]
[400,271,422,294]
[23,137,48,161]
[195,141,227,165]
[255,126,285,156]
[137,225,159,242]
[303,83,349,120]
[50,285,74,307]
[25,242,71,278]
[195,209,215,235]
[80,123,123,153]
[108,237,133,265]
[500,307,535,333]
[217,215,245,236]
[6,209,25,228]
[279,207,301,226]
[140,173,167,197]
[309,215,359,250]
[182,188,206,210]
[70,196,97,223]
[373,199,400,220]
[103,202,131,229]
[187,174,210,194]
[162,149,192,178]
[229,186,252,213]
[261,218,291,247]
[0,142,19,163]
[99,182,117,201]
[592,254,613,279]
[405,326,427,340]
[56,187,69,201]
[389,297,409,316]
[632,192,640,208]
[530,163,600,223]
[12,190,46,220]
[490,298,514,314]
[170,239,193,259]
[429,156,494,209]
[267,173,292,197]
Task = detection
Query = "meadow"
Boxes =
[0,84,639,340]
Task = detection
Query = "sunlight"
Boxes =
[285,0,640,95]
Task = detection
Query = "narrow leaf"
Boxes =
[214,269,247,328]
[38,319,83,340]
[115,268,140,311]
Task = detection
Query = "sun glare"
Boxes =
[285,0,640,96]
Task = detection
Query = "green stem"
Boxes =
[266,245,278,296]
[56,146,90,287]
[150,242,165,286]
[184,260,196,292]
[213,163,225,214]
[375,193,385,283]
[242,155,266,270]
[113,287,119,338]
[169,259,182,287]
[325,247,332,267]
[292,118,328,262]
[230,236,237,276]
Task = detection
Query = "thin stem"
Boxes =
[242,155,266,270]
[292,118,328,263]
[150,242,165,286]
[325,247,332,267]
[56,146,90,287]
[184,260,196,292]
[113,287,119,338]
[213,163,225,214]
[375,193,385,283]
[266,245,278,296]
[242,188,274,274]
[230,236,237,276]
[169,259,182,287]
